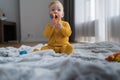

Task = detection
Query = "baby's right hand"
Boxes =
[50,19,57,27]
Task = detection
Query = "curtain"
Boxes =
[75,0,120,43]
[105,0,120,43]
[64,0,75,42]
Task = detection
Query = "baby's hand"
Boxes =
[50,20,62,30]
[55,22,63,30]
[49,13,62,29]
[50,19,57,27]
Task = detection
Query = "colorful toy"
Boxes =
[50,12,58,19]
[33,48,39,52]
[19,50,27,55]
[105,52,120,62]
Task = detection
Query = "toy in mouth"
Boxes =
[50,13,58,19]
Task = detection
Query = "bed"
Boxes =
[0,41,120,80]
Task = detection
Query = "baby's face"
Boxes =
[49,2,64,19]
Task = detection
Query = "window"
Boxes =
[75,0,120,43]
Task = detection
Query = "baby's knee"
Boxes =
[62,44,74,55]
[67,44,74,53]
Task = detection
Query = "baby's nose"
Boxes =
[54,10,58,13]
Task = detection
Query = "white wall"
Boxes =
[20,0,54,42]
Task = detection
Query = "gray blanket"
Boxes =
[0,41,120,80]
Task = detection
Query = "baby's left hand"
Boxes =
[55,22,62,30]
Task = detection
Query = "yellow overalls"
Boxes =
[41,20,73,54]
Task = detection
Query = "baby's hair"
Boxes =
[49,0,63,9]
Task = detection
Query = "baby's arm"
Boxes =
[59,22,72,37]
[44,24,55,38]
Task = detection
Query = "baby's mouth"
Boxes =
[50,13,58,19]
[55,14,58,19]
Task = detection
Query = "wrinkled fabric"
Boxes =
[0,42,120,80]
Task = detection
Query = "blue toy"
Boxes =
[50,13,53,19]
[19,50,27,55]
[50,13,58,19]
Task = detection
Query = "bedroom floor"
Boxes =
[0,42,45,48]
[0,41,85,48]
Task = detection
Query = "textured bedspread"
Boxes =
[0,42,120,80]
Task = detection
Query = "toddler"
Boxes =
[41,0,73,54]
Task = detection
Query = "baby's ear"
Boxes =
[62,12,64,18]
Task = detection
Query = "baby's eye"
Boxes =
[58,9,61,11]
[52,9,55,11]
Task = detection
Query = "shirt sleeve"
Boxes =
[43,24,55,38]
[60,22,72,37]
